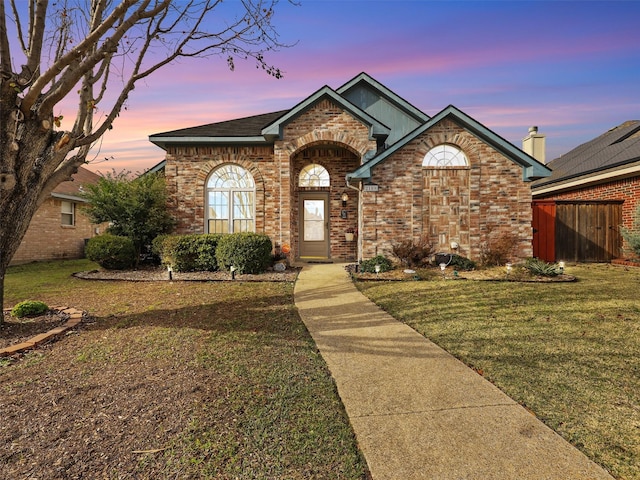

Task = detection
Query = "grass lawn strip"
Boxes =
[356,263,640,480]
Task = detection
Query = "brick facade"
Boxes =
[166,103,534,264]
[360,119,533,261]
[11,197,102,265]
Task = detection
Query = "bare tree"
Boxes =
[0,0,291,311]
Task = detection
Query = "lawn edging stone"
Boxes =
[0,306,85,357]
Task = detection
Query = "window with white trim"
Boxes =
[299,163,330,187]
[206,164,255,234]
[61,200,75,226]
[423,144,468,167]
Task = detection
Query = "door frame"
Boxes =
[298,191,330,259]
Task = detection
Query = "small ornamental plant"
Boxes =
[11,300,49,318]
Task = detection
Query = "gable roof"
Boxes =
[533,120,640,193]
[261,85,391,141]
[51,167,101,202]
[338,73,429,123]
[347,105,551,182]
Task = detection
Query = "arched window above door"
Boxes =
[299,163,330,187]
[206,164,255,234]
[423,144,468,167]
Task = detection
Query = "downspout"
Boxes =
[345,174,362,262]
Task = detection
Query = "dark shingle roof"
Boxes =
[52,167,101,199]
[533,120,640,188]
[152,110,289,138]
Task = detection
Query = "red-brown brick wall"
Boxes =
[360,118,533,262]
[11,198,103,265]
[165,106,534,263]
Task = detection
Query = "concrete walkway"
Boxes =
[293,263,614,480]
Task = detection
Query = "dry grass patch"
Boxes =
[1,260,368,479]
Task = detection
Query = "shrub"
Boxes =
[392,236,434,268]
[152,234,222,272]
[85,234,136,270]
[480,228,519,266]
[621,204,640,257]
[448,254,476,271]
[360,255,393,273]
[11,300,49,318]
[524,258,561,277]
[216,233,273,274]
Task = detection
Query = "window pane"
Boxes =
[299,164,330,187]
[208,191,229,220]
[61,201,74,226]
[233,191,254,219]
[208,164,255,189]
[233,219,254,232]
[423,144,468,167]
[209,219,229,234]
[303,199,325,241]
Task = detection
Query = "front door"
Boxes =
[299,192,330,258]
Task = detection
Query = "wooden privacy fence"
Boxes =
[532,200,623,263]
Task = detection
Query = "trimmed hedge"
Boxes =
[85,234,136,270]
[216,232,273,274]
[153,234,222,272]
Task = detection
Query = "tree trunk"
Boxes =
[0,89,77,315]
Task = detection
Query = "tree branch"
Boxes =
[0,1,12,74]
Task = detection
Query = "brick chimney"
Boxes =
[522,126,546,164]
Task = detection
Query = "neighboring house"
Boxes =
[11,167,104,265]
[149,73,550,263]
[532,121,640,263]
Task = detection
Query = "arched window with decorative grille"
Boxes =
[206,164,255,234]
[423,144,468,167]
[299,163,330,187]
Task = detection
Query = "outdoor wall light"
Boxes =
[341,192,349,207]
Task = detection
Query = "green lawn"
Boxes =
[355,263,640,480]
[1,260,368,479]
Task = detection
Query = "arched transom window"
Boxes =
[299,163,330,187]
[423,144,468,167]
[206,164,255,234]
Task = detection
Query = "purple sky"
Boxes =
[85,0,640,174]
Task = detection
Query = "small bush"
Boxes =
[621,204,640,258]
[392,236,434,268]
[11,300,49,318]
[360,255,393,273]
[448,254,476,271]
[481,229,519,266]
[524,258,561,277]
[153,234,222,272]
[85,234,136,270]
[216,233,273,274]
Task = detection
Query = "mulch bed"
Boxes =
[1,310,69,350]
[73,265,300,282]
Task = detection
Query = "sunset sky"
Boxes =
[84,0,640,174]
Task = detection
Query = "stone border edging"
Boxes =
[0,306,85,357]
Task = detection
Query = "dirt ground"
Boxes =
[0,267,309,479]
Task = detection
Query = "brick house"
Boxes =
[11,167,104,265]
[150,73,550,263]
[532,121,640,262]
